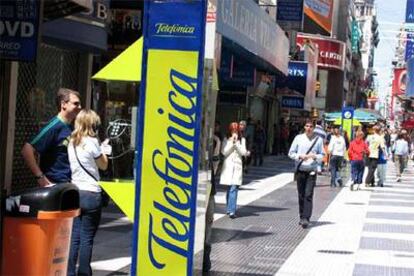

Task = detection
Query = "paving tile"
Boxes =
[359,237,414,252]
[353,264,414,276]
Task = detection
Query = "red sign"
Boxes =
[392,68,407,96]
[297,33,345,71]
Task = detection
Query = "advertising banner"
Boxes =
[297,33,346,71]
[0,0,41,62]
[406,0,414,23]
[132,1,206,275]
[276,0,304,31]
[304,0,333,34]
[392,68,407,96]
[406,58,414,97]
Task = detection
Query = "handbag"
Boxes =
[74,146,110,207]
[294,137,319,180]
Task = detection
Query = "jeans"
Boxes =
[376,164,386,185]
[330,156,343,187]
[226,185,238,215]
[296,171,317,220]
[365,158,378,185]
[351,160,364,184]
[68,191,102,276]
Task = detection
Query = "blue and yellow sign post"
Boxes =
[341,107,355,141]
[131,0,207,275]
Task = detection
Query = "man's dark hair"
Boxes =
[304,119,314,126]
[56,88,81,110]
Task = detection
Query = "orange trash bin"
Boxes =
[2,184,79,276]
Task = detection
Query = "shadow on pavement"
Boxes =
[309,220,334,229]
[211,227,273,243]
[215,203,289,218]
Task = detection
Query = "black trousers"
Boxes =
[296,171,317,220]
[365,158,378,185]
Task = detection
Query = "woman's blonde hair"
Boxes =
[71,109,101,146]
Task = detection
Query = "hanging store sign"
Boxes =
[276,0,304,32]
[132,1,206,276]
[0,0,41,62]
[351,20,360,53]
[392,68,407,96]
[303,0,333,35]
[216,0,289,75]
[406,0,414,23]
[297,33,345,71]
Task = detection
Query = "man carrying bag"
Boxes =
[289,119,324,228]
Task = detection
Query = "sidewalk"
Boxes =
[276,161,414,276]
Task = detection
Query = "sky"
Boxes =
[374,0,406,102]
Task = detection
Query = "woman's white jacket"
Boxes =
[220,137,247,186]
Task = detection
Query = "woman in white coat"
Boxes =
[220,122,249,218]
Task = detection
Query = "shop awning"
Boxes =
[324,109,379,123]
[43,0,93,21]
[92,38,143,82]
[92,37,219,90]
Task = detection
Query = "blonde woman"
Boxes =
[67,110,110,276]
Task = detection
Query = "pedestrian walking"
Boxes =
[348,130,369,191]
[239,120,252,173]
[67,110,111,276]
[253,121,266,166]
[327,126,346,187]
[288,119,324,228]
[220,122,249,218]
[393,132,409,182]
[280,122,290,155]
[21,88,82,186]
[376,147,387,187]
[365,125,386,187]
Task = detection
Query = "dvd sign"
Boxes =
[0,0,40,62]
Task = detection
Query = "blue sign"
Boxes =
[216,0,289,74]
[219,47,255,88]
[406,32,414,61]
[406,57,414,97]
[286,61,308,96]
[281,96,304,109]
[0,0,40,62]
[277,0,304,30]
[341,107,354,120]
[407,0,414,23]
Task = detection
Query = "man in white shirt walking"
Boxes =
[327,126,346,187]
[289,119,324,228]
